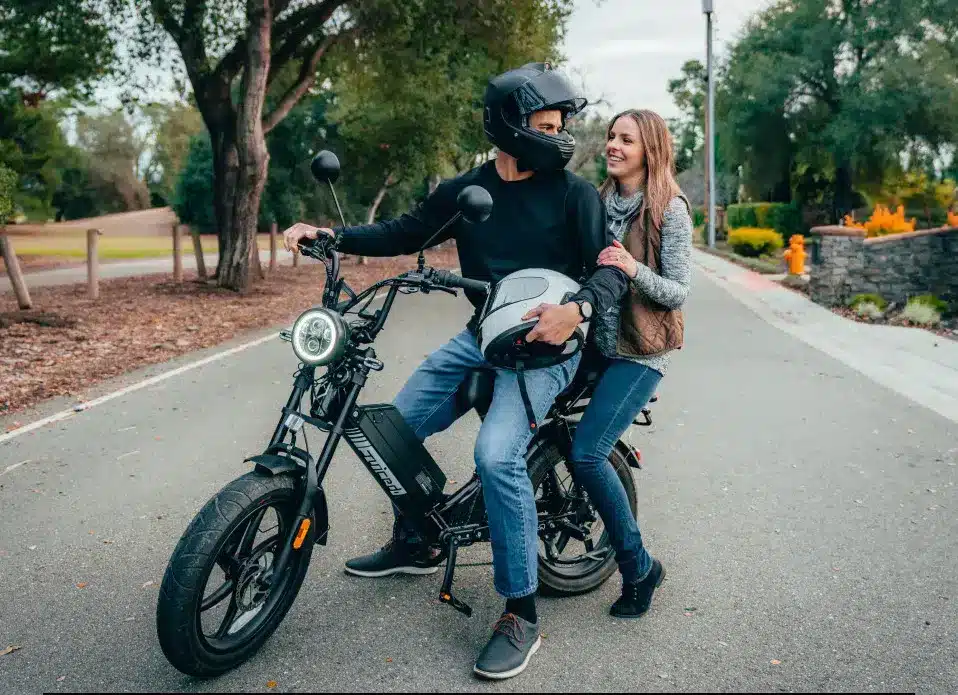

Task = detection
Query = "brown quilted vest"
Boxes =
[615,194,691,358]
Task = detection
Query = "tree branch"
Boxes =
[262,28,356,134]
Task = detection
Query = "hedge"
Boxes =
[726,202,803,240]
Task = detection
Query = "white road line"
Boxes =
[1,460,32,477]
[0,286,396,447]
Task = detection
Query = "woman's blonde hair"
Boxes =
[599,109,682,232]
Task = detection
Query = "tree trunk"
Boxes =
[211,127,239,282]
[217,0,273,292]
[358,174,393,265]
[833,160,855,223]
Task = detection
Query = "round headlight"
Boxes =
[291,308,348,366]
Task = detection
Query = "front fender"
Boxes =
[246,453,329,545]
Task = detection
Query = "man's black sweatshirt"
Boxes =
[325,162,629,332]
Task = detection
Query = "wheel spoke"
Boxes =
[213,596,240,639]
[555,531,571,554]
[235,505,271,559]
[200,579,236,612]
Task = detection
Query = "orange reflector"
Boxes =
[292,518,311,549]
[634,449,642,462]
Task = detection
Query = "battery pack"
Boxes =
[343,404,447,518]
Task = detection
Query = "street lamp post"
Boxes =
[703,0,716,248]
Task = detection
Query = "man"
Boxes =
[284,62,628,680]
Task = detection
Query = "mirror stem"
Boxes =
[328,181,348,229]
[416,211,462,272]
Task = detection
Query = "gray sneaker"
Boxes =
[473,613,542,680]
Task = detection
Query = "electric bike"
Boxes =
[155,151,653,676]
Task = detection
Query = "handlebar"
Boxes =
[427,269,490,295]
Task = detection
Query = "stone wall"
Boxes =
[808,225,958,308]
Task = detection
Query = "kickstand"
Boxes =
[438,536,473,617]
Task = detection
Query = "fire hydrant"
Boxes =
[783,234,806,275]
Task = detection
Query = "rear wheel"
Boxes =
[156,472,313,677]
[530,437,637,596]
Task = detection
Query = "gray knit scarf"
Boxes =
[604,188,644,243]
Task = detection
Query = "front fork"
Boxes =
[262,360,369,587]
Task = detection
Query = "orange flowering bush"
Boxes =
[843,205,916,237]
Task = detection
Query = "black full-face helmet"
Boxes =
[483,62,588,171]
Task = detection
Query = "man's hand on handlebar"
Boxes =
[282,222,335,252]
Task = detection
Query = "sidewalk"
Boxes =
[0,249,298,293]
[693,248,958,424]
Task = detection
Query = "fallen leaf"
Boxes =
[0,645,22,656]
[142,580,155,588]
[684,611,693,617]
[4,422,22,433]
[88,530,95,535]
[154,436,163,441]
[266,681,278,689]
[123,616,135,622]
[57,676,66,682]
[385,658,393,663]
[102,540,114,544]
[771,659,781,665]
[75,582,88,589]
[28,545,37,550]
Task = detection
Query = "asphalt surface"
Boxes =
[1,265,956,693]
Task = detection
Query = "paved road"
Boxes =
[1,263,956,693]
[1,250,299,293]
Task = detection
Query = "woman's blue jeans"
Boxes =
[570,358,662,584]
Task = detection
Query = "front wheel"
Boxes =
[530,436,637,596]
[156,472,314,677]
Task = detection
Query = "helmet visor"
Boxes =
[488,275,549,313]
[512,70,587,118]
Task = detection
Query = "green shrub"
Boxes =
[854,302,884,320]
[727,227,784,257]
[692,207,706,227]
[727,202,803,240]
[905,208,948,228]
[909,294,948,314]
[849,293,888,311]
[901,300,942,326]
[726,204,759,229]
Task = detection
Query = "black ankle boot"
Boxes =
[610,559,665,619]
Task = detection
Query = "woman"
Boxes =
[571,109,692,618]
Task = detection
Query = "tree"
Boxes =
[0,0,117,103]
[143,101,205,205]
[112,0,571,291]
[717,0,958,220]
[666,59,706,174]
[0,90,73,220]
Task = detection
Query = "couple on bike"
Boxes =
[283,62,693,680]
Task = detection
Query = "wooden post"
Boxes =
[0,232,33,310]
[172,221,182,282]
[189,226,207,281]
[87,228,101,299]
[269,222,278,273]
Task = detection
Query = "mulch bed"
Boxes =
[1,247,458,418]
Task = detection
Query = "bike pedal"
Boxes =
[439,590,473,617]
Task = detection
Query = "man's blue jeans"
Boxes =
[392,329,580,598]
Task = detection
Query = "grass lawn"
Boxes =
[7,233,274,260]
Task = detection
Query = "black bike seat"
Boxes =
[455,369,495,418]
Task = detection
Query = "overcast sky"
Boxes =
[561,0,771,119]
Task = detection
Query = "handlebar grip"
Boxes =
[432,269,489,295]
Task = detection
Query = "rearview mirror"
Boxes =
[457,185,493,224]
[310,150,341,184]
